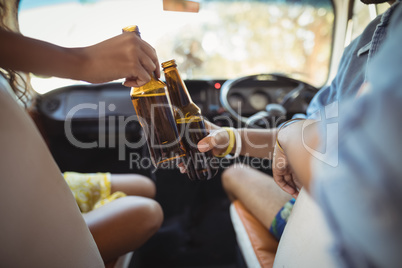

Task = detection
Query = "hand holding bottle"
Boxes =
[197,122,231,156]
[79,31,160,86]
[0,28,160,87]
[178,121,230,174]
[163,59,218,180]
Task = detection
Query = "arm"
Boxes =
[198,122,278,159]
[275,119,320,195]
[0,29,160,87]
[198,119,319,161]
[237,128,278,158]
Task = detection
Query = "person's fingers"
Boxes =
[294,174,303,191]
[284,174,297,191]
[138,53,158,77]
[179,166,186,173]
[129,66,151,87]
[198,135,215,152]
[123,78,139,87]
[120,33,159,84]
[281,180,298,196]
[204,121,213,132]
[140,40,160,78]
[177,162,187,173]
[204,121,220,133]
[210,128,230,155]
[274,173,297,196]
[275,175,292,195]
[283,184,298,196]
[198,128,229,156]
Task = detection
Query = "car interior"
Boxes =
[4,0,390,267]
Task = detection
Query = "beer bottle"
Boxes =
[162,59,218,180]
[125,26,184,167]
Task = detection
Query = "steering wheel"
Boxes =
[220,73,318,126]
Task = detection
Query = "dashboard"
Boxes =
[221,74,318,120]
[36,76,316,173]
[226,83,297,115]
[38,80,223,121]
[37,76,316,133]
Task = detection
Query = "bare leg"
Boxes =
[83,196,163,264]
[222,164,292,230]
[110,173,156,198]
[85,174,162,264]
[222,164,292,267]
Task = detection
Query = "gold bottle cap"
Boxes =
[161,59,177,69]
[122,25,141,36]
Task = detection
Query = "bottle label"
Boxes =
[131,92,166,98]
[176,114,202,124]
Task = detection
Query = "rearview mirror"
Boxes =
[163,0,200,13]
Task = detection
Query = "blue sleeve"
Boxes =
[312,4,402,267]
[306,35,365,120]
[313,90,402,267]
[368,2,402,94]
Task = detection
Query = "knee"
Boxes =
[222,164,246,191]
[113,174,157,199]
[125,196,163,235]
[142,199,163,235]
[135,175,157,199]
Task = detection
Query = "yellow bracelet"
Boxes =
[276,118,304,153]
[216,127,235,157]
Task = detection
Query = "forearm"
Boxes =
[0,29,85,80]
[236,128,278,159]
[279,120,320,192]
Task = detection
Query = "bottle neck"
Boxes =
[164,67,192,108]
[150,71,158,81]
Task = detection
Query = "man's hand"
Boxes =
[272,138,302,198]
[178,121,230,173]
[197,121,231,156]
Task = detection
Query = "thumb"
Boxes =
[198,135,214,152]
[204,120,219,133]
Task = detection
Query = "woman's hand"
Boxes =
[78,32,160,87]
[0,29,160,86]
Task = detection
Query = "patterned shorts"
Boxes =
[269,198,296,241]
[63,172,126,213]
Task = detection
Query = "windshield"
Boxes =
[19,0,334,93]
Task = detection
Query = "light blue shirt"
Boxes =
[313,2,402,267]
[306,2,398,120]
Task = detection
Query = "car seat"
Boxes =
[230,188,338,268]
[0,75,104,267]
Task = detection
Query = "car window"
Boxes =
[19,0,334,93]
[350,1,390,42]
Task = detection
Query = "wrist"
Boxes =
[69,47,91,82]
[236,129,246,156]
[230,128,242,158]
[276,118,304,153]
[277,127,288,152]
[216,127,235,157]
[216,127,242,159]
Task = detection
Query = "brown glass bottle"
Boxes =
[125,26,184,167]
[162,59,218,180]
